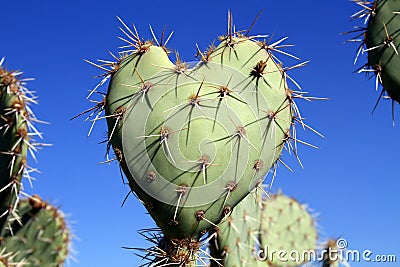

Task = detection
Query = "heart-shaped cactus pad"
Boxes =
[83,14,316,265]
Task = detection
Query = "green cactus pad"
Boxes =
[0,62,31,231]
[209,36,292,155]
[365,0,400,103]
[210,188,263,267]
[351,0,400,107]
[84,15,311,265]
[259,194,317,267]
[0,195,71,267]
[106,34,292,240]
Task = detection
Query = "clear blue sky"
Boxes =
[2,0,399,266]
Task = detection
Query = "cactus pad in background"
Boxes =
[209,190,318,267]
[350,0,400,118]
[259,193,318,267]
[209,188,263,267]
[0,59,39,232]
[83,12,321,265]
[0,195,71,267]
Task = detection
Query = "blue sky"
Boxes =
[2,0,399,266]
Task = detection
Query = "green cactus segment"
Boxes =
[105,45,175,125]
[88,17,302,266]
[209,37,293,157]
[0,195,70,267]
[105,33,292,241]
[0,64,30,231]
[365,0,400,103]
[0,249,12,267]
[259,194,317,267]
[210,189,263,267]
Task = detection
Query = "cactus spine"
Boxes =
[351,0,400,116]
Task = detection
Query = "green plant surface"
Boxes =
[0,195,71,267]
[365,0,400,103]
[0,62,30,232]
[259,193,317,267]
[209,188,263,267]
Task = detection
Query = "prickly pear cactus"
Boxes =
[0,59,32,231]
[84,13,316,265]
[0,195,71,267]
[350,0,400,113]
[258,194,317,267]
[209,188,263,267]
